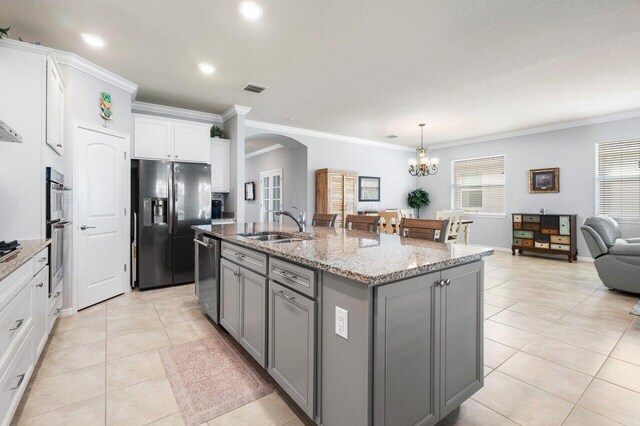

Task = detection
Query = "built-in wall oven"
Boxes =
[46,167,71,296]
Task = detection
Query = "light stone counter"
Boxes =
[0,239,50,281]
[193,222,493,285]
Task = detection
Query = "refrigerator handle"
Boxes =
[168,173,174,234]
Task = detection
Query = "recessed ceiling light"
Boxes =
[239,1,263,20]
[198,63,216,75]
[81,33,105,48]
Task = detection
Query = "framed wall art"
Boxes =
[358,176,381,201]
[529,168,559,193]
[245,181,255,200]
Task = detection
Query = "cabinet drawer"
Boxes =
[221,242,267,275]
[534,232,550,243]
[551,235,571,244]
[0,284,32,376]
[48,281,63,315]
[522,223,540,231]
[270,258,316,299]
[513,238,522,246]
[523,215,540,223]
[559,216,571,235]
[521,239,534,248]
[541,228,558,235]
[0,329,32,426]
[551,244,570,251]
[535,242,550,249]
[513,230,533,239]
[34,248,49,274]
[513,222,522,230]
[513,214,522,223]
[47,297,62,334]
[540,216,559,228]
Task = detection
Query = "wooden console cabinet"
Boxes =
[316,169,358,228]
[511,213,578,262]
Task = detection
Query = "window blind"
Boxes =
[452,155,505,215]
[597,139,640,219]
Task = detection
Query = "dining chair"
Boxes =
[400,209,415,219]
[435,210,464,243]
[345,214,380,232]
[377,210,400,234]
[311,213,338,228]
[399,218,449,242]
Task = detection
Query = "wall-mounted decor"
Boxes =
[359,176,380,202]
[100,92,112,126]
[245,181,255,200]
[529,168,559,193]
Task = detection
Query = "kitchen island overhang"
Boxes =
[193,222,492,426]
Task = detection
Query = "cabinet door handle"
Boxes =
[55,308,61,315]
[278,290,296,302]
[445,279,451,286]
[56,144,62,148]
[233,252,245,259]
[38,256,47,262]
[9,319,24,331]
[36,282,44,288]
[9,374,25,390]
[437,279,446,287]
[233,271,242,277]
[275,269,298,281]
[54,291,61,297]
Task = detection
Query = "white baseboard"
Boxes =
[60,308,74,318]
[488,245,594,262]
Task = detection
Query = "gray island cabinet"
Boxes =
[193,223,492,426]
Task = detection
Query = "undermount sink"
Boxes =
[238,232,306,244]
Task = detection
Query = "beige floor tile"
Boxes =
[55,309,106,333]
[283,418,305,426]
[106,376,179,425]
[107,311,163,338]
[497,352,592,403]
[16,395,105,426]
[106,327,170,361]
[20,364,105,419]
[543,323,618,355]
[164,317,216,345]
[484,304,503,319]
[522,336,607,376]
[484,338,517,369]
[472,370,573,425]
[558,312,630,339]
[621,320,640,346]
[490,309,555,334]
[106,349,166,392]
[484,366,493,377]
[610,340,640,366]
[36,341,105,379]
[47,326,106,353]
[507,301,567,321]
[207,392,296,426]
[484,320,537,349]
[156,302,205,326]
[147,413,186,426]
[484,293,519,309]
[438,399,518,425]
[107,303,158,321]
[563,406,622,426]
[578,379,640,425]
[597,358,640,393]
[106,293,154,310]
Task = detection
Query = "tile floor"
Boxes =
[11,251,640,425]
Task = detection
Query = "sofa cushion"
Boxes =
[584,216,622,247]
[609,243,640,256]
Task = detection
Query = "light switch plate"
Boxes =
[335,306,348,340]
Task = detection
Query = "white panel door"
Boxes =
[259,169,283,223]
[174,121,210,163]
[133,115,173,160]
[211,138,230,192]
[76,125,127,309]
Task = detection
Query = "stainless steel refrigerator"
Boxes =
[133,160,211,289]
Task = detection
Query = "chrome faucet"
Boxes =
[274,205,306,232]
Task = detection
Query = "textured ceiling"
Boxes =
[3,0,640,146]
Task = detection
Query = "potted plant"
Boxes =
[210,125,225,139]
[407,188,430,219]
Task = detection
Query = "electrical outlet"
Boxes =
[335,306,348,340]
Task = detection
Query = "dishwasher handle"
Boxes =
[194,238,215,249]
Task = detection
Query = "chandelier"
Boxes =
[408,123,439,176]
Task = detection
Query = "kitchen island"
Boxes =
[193,222,493,426]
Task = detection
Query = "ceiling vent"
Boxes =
[386,134,399,139]
[243,83,267,94]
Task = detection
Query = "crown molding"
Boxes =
[132,101,223,123]
[245,144,284,159]
[222,105,252,121]
[245,120,415,152]
[430,108,640,150]
[53,49,138,96]
[0,39,66,89]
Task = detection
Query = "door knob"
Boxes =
[80,225,96,230]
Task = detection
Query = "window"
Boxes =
[452,155,505,215]
[596,139,640,220]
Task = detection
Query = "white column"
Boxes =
[222,105,251,223]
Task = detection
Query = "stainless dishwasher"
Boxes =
[194,233,220,324]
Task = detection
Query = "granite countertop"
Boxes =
[193,223,493,285]
[0,239,51,281]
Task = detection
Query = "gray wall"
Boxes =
[245,126,418,218]
[422,116,640,256]
[244,146,308,223]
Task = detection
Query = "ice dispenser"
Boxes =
[143,198,168,225]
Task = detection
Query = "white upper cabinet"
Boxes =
[132,114,210,163]
[211,138,230,192]
[133,115,174,160]
[46,58,64,155]
[174,121,211,162]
